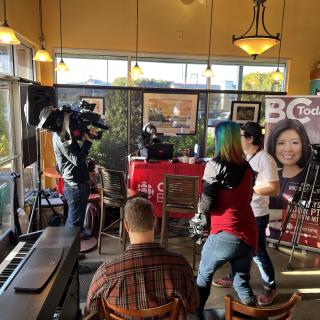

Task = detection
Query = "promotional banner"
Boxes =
[265,96,320,249]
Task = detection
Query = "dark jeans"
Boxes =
[253,214,276,289]
[197,232,255,310]
[64,182,90,230]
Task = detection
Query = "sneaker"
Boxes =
[257,287,277,306]
[212,275,233,288]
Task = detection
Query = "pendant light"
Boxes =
[0,0,20,45]
[33,0,53,62]
[130,0,143,77]
[202,0,214,77]
[55,0,69,72]
[271,0,286,82]
[232,0,280,59]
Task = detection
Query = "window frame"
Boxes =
[53,48,288,91]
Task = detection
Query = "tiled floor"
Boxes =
[83,235,320,319]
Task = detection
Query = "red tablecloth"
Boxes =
[128,160,206,217]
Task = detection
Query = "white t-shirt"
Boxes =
[247,149,279,217]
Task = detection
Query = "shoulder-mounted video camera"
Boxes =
[25,85,108,142]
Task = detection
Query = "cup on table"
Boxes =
[188,157,195,164]
[182,156,189,163]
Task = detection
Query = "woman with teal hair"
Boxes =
[195,121,258,317]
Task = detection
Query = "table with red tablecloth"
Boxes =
[128,160,206,217]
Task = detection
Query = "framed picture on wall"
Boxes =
[230,101,261,124]
[143,92,198,136]
[80,96,105,116]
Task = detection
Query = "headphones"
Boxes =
[143,122,157,135]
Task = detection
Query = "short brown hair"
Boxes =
[124,197,155,232]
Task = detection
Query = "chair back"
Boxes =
[224,292,301,320]
[101,298,185,320]
[164,174,198,213]
[100,169,127,202]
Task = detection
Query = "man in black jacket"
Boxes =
[52,129,94,238]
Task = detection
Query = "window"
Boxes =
[0,45,14,75]
[55,51,286,92]
[56,55,128,85]
[241,64,286,91]
[133,60,208,89]
[14,44,34,80]
[0,83,13,162]
[0,81,15,236]
[210,64,240,90]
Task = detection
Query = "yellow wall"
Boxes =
[7,0,320,94]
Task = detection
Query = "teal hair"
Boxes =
[214,121,245,165]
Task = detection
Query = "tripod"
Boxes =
[27,128,59,233]
[276,146,320,270]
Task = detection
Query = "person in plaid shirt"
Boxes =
[85,197,198,316]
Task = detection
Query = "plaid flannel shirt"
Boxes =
[85,242,198,315]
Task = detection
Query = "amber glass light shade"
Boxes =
[130,63,143,77]
[233,37,279,58]
[271,68,284,81]
[202,65,214,78]
[33,48,53,62]
[55,58,69,72]
[0,25,20,44]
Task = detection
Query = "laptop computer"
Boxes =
[147,143,174,161]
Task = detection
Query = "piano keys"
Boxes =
[0,227,80,320]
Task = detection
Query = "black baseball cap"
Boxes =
[241,122,263,139]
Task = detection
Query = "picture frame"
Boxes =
[230,101,261,124]
[80,96,105,116]
[143,92,198,136]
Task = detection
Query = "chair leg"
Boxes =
[122,229,127,252]
[192,242,196,271]
[119,206,127,251]
[160,209,169,248]
[98,203,105,254]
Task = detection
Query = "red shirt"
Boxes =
[211,168,258,251]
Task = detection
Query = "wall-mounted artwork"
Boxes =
[230,101,261,124]
[80,96,105,116]
[143,92,198,136]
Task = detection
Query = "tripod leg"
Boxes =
[42,192,58,215]
[27,191,40,233]
[286,204,305,270]
[276,202,295,249]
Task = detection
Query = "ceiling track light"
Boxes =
[271,0,286,82]
[55,0,69,72]
[33,0,52,62]
[0,0,20,45]
[232,0,280,59]
[202,0,214,78]
[130,0,143,78]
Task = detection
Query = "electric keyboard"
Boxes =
[0,227,80,320]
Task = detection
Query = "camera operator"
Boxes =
[137,122,161,157]
[52,127,96,239]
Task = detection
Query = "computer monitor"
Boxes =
[147,143,174,161]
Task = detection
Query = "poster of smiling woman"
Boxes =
[265,96,320,250]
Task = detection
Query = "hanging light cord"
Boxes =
[3,0,7,24]
[59,0,63,58]
[39,0,45,46]
[135,0,139,64]
[277,0,286,68]
[206,0,214,65]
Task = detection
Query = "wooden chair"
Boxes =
[160,174,199,269]
[98,168,146,253]
[101,298,185,320]
[81,311,100,320]
[224,292,301,320]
